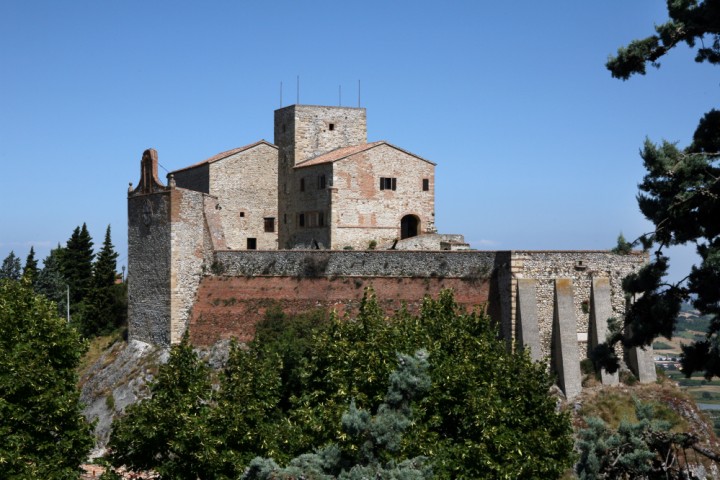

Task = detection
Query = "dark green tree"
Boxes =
[606,0,720,80]
[576,398,717,479]
[35,246,68,317]
[243,350,433,480]
[598,1,720,378]
[23,246,39,284]
[108,333,215,479]
[0,251,22,281]
[82,225,123,336]
[0,279,93,478]
[62,224,94,310]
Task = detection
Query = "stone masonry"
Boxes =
[127,105,654,399]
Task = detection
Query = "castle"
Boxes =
[128,104,654,399]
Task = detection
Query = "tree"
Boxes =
[242,350,433,480]
[599,1,720,378]
[62,223,94,309]
[0,279,93,478]
[0,251,22,281]
[82,225,123,336]
[35,246,68,317]
[576,398,712,479]
[23,246,39,284]
[108,333,216,479]
[606,0,720,80]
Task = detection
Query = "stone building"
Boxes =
[170,140,278,250]
[127,103,655,399]
[275,105,436,249]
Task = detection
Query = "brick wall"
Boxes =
[188,275,490,346]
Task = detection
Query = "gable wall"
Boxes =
[331,145,435,249]
[208,144,278,250]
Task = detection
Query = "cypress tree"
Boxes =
[35,246,68,317]
[82,226,121,336]
[62,224,94,320]
[22,246,39,285]
[0,251,22,281]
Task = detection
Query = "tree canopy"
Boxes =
[599,1,720,378]
[107,290,574,479]
[0,279,93,478]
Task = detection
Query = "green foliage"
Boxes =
[576,398,696,479]
[62,223,95,309]
[22,246,39,284]
[35,246,68,317]
[81,226,125,337]
[606,0,720,80]
[242,350,433,480]
[599,4,720,379]
[107,290,574,478]
[611,233,633,255]
[108,333,216,479]
[0,251,22,281]
[0,279,93,478]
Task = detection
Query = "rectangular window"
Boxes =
[422,178,429,191]
[380,177,396,191]
[247,238,257,250]
[264,217,275,233]
[318,174,326,189]
[283,213,287,224]
[300,178,305,192]
[299,213,305,227]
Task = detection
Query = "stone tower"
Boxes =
[275,105,367,248]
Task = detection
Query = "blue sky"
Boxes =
[1,1,716,282]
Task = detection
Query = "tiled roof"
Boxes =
[294,141,435,169]
[170,140,277,174]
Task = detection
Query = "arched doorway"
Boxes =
[400,215,420,239]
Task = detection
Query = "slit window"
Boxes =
[422,179,429,191]
[380,177,397,191]
[318,174,326,189]
[300,178,305,192]
[299,213,305,227]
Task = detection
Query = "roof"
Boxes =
[294,141,435,169]
[170,140,277,174]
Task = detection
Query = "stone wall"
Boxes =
[506,251,647,358]
[214,249,496,278]
[127,191,172,345]
[330,144,435,250]
[168,188,212,344]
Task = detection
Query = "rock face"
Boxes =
[79,340,168,458]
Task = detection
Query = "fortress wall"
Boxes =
[188,275,491,346]
[168,188,214,344]
[507,251,646,359]
[127,191,172,345]
[213,249,496,278]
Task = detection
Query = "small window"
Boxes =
[247,238,257,250]
[318,174,326,189]
[283,213,287,224]
[318,211,325,227]
[239,211,245,217]
[282,124,286,133]
[300,178,305,192]
[264,217,275,233]
[422,179,429,191]
[329,123,335,131]
[299,213,305,227]
[379,177,397,191]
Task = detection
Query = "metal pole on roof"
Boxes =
[297,75,300,105]
[339,85,341,106]
[358,80,361,107]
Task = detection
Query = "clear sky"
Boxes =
[1,1,716,282]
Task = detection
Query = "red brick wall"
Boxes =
[188,276,489,346]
